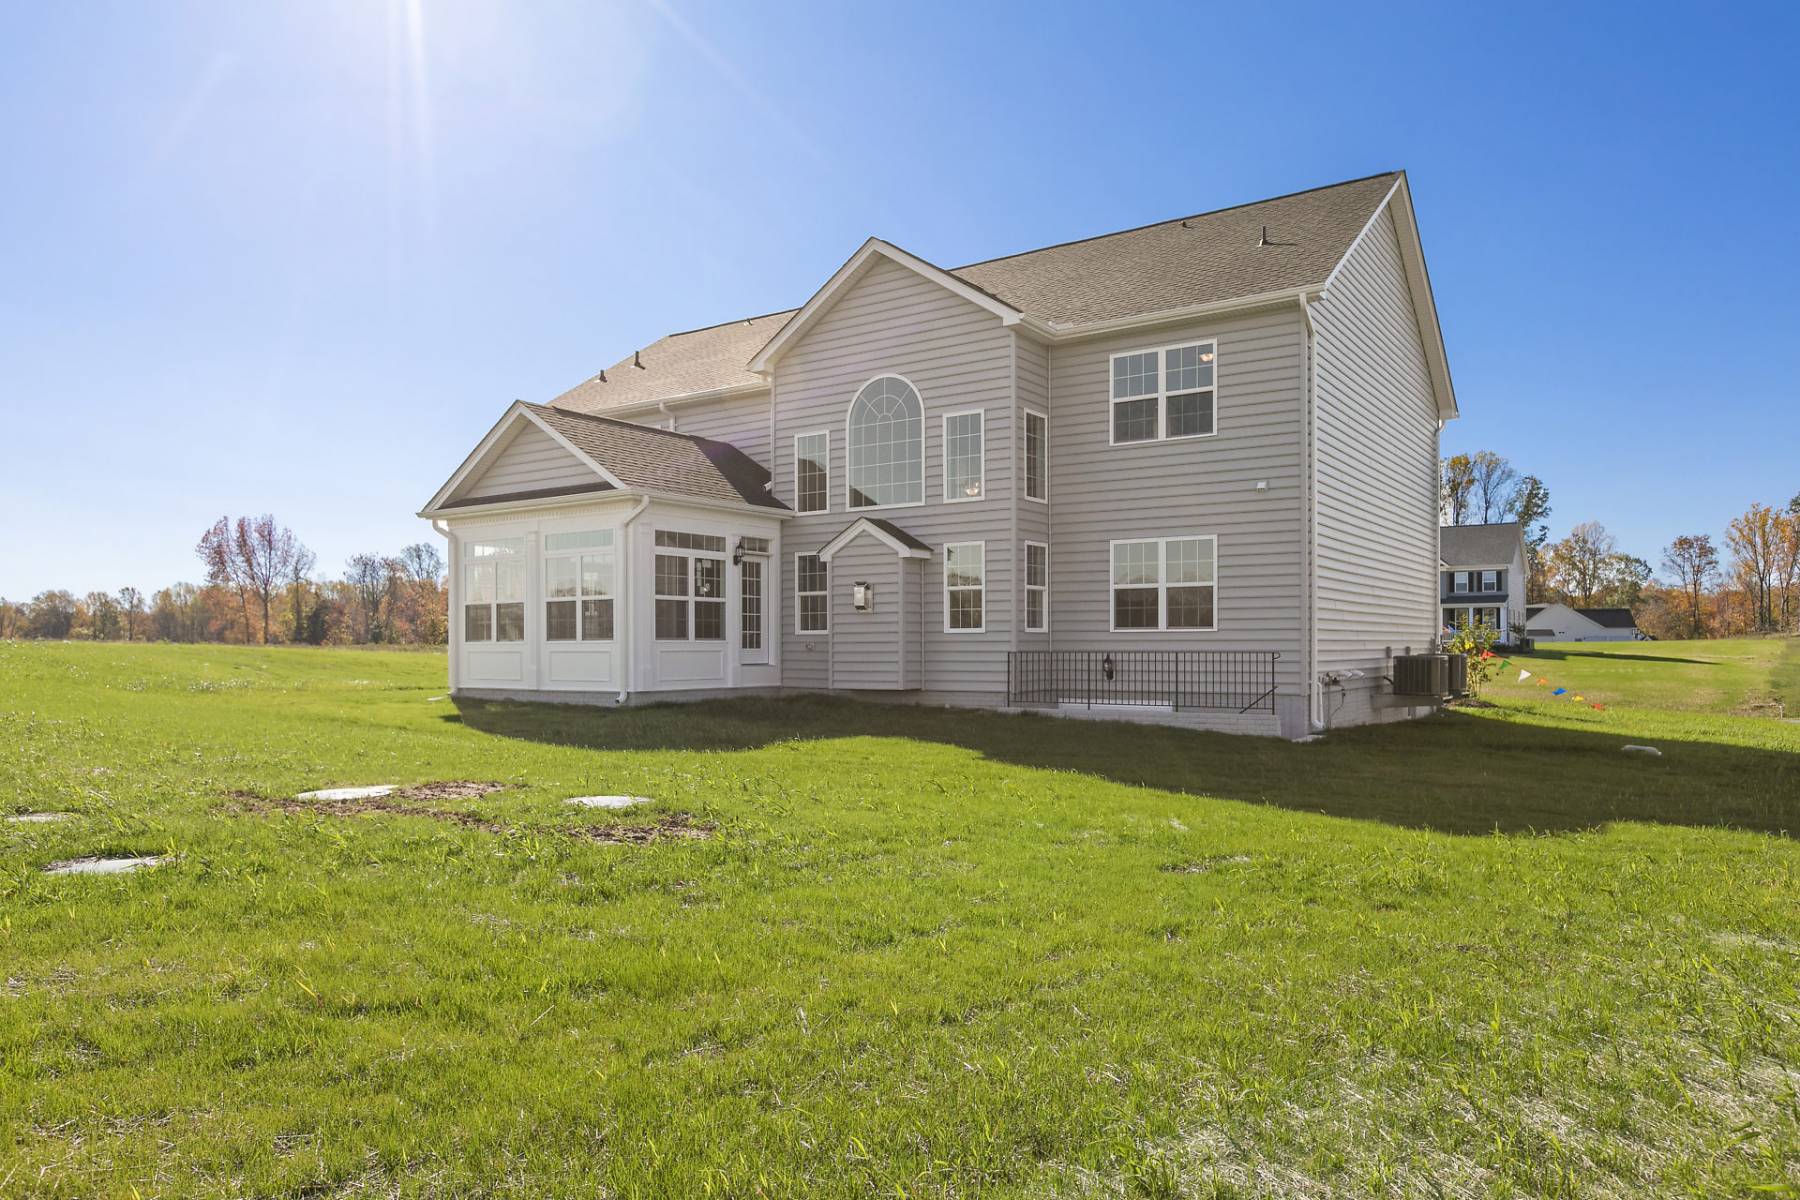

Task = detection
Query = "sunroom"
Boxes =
[419,402,789,702]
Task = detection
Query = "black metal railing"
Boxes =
[1007,650,1280,713]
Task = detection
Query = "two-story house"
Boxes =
[421,171,1458,738]
[1439,521,1529,644]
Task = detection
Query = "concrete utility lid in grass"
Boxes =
[7,812,75,824]
[297,785,396,801]
[566,796,655,809]
[43,855,162,875]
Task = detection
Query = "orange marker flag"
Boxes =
[1535,677,1550,687]
[1592,703,1606,711]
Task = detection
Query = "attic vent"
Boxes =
[1258,225,1270,247]
[595,369,607,383]
[633,350,644,369]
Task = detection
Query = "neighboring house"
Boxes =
[1525,604,1644,642]
[421,171,1459,738]
[1439,522,1529,643]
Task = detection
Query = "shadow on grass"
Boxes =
[1524,649,1715,666]
[447,695,1799,838]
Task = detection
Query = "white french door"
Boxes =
[739,556,769,665]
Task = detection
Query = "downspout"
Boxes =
[1297,291,1325,733]
[432,519,456,694]
[615,495,651,704]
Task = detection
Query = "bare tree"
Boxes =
[288,542,317,644]
[400,542,444,584]
[197,518,252,642]
[1469,451,1518,525]
[197,515,304,643]
[345,553,393,644]
[1440,454,1475,525]
[1661,535,1719,638]
[1546,520,1619,607]
[117,587,145,641]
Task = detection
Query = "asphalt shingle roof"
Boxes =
[551,173,1401,416]
[526,403,786,511]
[1578,608,1639,629]
[1440,522,1525,567]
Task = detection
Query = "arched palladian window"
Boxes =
[846,375,923,508]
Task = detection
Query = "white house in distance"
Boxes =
[1439,521,1529,643]
[1525,604,1644,642]
[421,171,1460,738]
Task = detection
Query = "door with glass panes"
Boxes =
[738,541,770,665]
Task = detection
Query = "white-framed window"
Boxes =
[1024,541,1049,632]
[794,431,828,514]
[1023,408,1048,502]
[1479,569,1500,593]
[740,556,764,650]
[943,409,985,502]
[1444,606,1502,630]
[1110,536,1217,631]
[1110,341,1216,444]
[653,530,725,641]
[1451,570,1471,593]
[463,538,525,643]
[944,541,985,632]
[795,553,828,633]
[847,375,924,509]
[543,529,615,642]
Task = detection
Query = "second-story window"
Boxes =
[795,431,828,513]
[1023,409,1047,501]
[1480,569,1500,593]
[943,410,984,501]
[847,376,923,508]
[1110,342,1217,444]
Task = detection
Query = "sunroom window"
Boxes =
[544,530,614,642]
[463,538,524,642]
[1111,536,1216,631]
[1110,342,1216,444]
[653,530,725,641]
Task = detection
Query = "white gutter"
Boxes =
[1297,290,1325,733]
[419,489,791,523]
[614,495,651,704]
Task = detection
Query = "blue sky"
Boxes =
[2,1,1796,598]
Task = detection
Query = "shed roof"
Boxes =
[1440,522,1525,567]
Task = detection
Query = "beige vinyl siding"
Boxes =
[1311,208,1441,683]
[772,256,1015,698]
[1013,331,1052,647]
[658,389,773,465]
[460,422,599,500]
[827,537,909,689]
[1046,308,1307,703]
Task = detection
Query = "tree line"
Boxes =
[1443,452,1800,639]
[0,515,448,646]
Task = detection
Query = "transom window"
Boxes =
[1023,409,1047,502]
[463,538,524,643]
[654,530,725,641]
[1111,536,1217,631]
[847,376,923,509]
[1024,542,1049,632]
[544,529,614,642]
[795,431,828,514]
[944,542,985,632]
[943,410,984,502]
[1110,342,1216,444]
[795,553,828,633]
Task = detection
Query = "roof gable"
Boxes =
[422,402,787,516]
[818,517,933,562]
[747,239,1025,375]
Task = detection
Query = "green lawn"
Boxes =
[1491,637,1796,716]
[3,641,1798,1198]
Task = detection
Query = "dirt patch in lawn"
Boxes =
[224,784,712,845]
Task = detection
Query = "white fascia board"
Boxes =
[748,238,1024,374]
[1383,175,1458,421]
[577,381,770,418]
[817,518,933,563]
[421,400,540,513]
[421,487,792,523]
